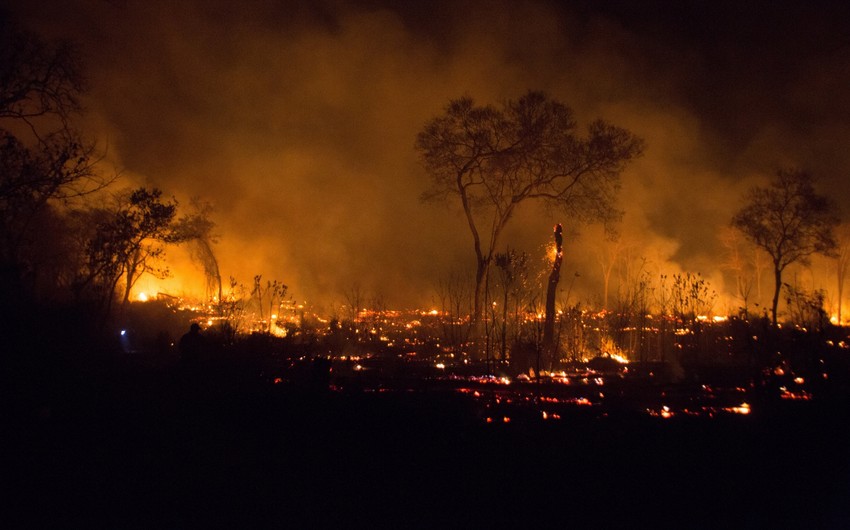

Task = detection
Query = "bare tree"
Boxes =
[416,90,644,321]
[719,226,755,316]
[435,270,474,360]
[494,248,529,361]
[251,275,288,334]
[595,239,619,311]
[173,199,221,303]
[343,282,366,336]
[217,276,247,345]
[732,169,838,326]
[557,299,585,362]
[368,291,388,342]
[834,224,850,325]
[610,255,649,359]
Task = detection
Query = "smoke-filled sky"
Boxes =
[4,0,850,310]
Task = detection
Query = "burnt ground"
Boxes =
[4,362,850,530]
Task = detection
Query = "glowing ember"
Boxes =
[647,405,675,418]
[727,403,751,415]
[779,388,812,400]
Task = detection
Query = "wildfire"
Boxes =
[546,243,559,262]
[608,353,629,364]
[726,403,751,415]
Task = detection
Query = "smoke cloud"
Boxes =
[4,0,849,311]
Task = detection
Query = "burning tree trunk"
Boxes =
[542,224,564,369]
[771,263,782,327]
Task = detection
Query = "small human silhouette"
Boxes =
[179,323,204,363]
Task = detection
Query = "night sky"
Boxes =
[4,0,850,310]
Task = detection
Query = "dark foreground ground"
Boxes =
[5,363,850,530]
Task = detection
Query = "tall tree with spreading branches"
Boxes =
[416,90,643,321]
[732,169,838,326]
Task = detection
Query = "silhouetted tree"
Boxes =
[542,224,564,366]
[606,251,648,357]
[834,224,850,324]
[0,22,83,129]
[173,199,221,302]
[116,188,181,306]
[0,132,98,262]
[343,282,366,335]
[251,275,287,334]
[732,170,838,326]
[435,270,474,360]
[494,249,528,361]
[217,276,247,345]
[0,23,106,296]
[416,90,643,321]
[592,231,634,310]
[558,300,584,362]
[719,226,756,316]
[73,187,184,317]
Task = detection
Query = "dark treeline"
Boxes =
[0,20,225,426]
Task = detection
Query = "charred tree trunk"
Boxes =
[473,256,487,323]
[501,286,509,361]
[772,262,782,327]
[543,224,564,369]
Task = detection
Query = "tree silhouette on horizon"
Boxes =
[416,90,644,322]
[732,169,838,326]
